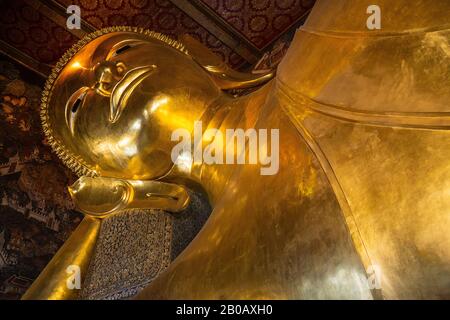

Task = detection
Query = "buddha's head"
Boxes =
[42,27,272,180]
[41,27,220,180]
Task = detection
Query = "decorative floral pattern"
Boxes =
[57,0,245,68]
[81,191,211,300]
[202,0,315,49]
[0,1,77,64]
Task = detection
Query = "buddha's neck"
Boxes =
[192,83,274,205]
[163,82,274,205]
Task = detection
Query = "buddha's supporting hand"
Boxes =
[68,176,190,218]
[23,177,190,300]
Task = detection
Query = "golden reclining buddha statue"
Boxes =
[23,0,450,300]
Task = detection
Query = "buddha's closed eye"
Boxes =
[106,39,147,60]
[65,87,89,135]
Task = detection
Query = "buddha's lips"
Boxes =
[110,65,156,123]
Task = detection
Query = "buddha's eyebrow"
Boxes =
[106,39,147,60]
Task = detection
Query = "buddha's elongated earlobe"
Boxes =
[180,35,275,90]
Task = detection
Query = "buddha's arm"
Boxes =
[22,217,100,300]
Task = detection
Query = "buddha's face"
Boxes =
[45,30,221,180]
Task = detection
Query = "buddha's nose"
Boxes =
[93,61,126,96]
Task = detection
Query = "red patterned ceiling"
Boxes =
[202,0,315,49]
[0,0,316,72]
[57,0,245,67]
[0,1,77,64]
